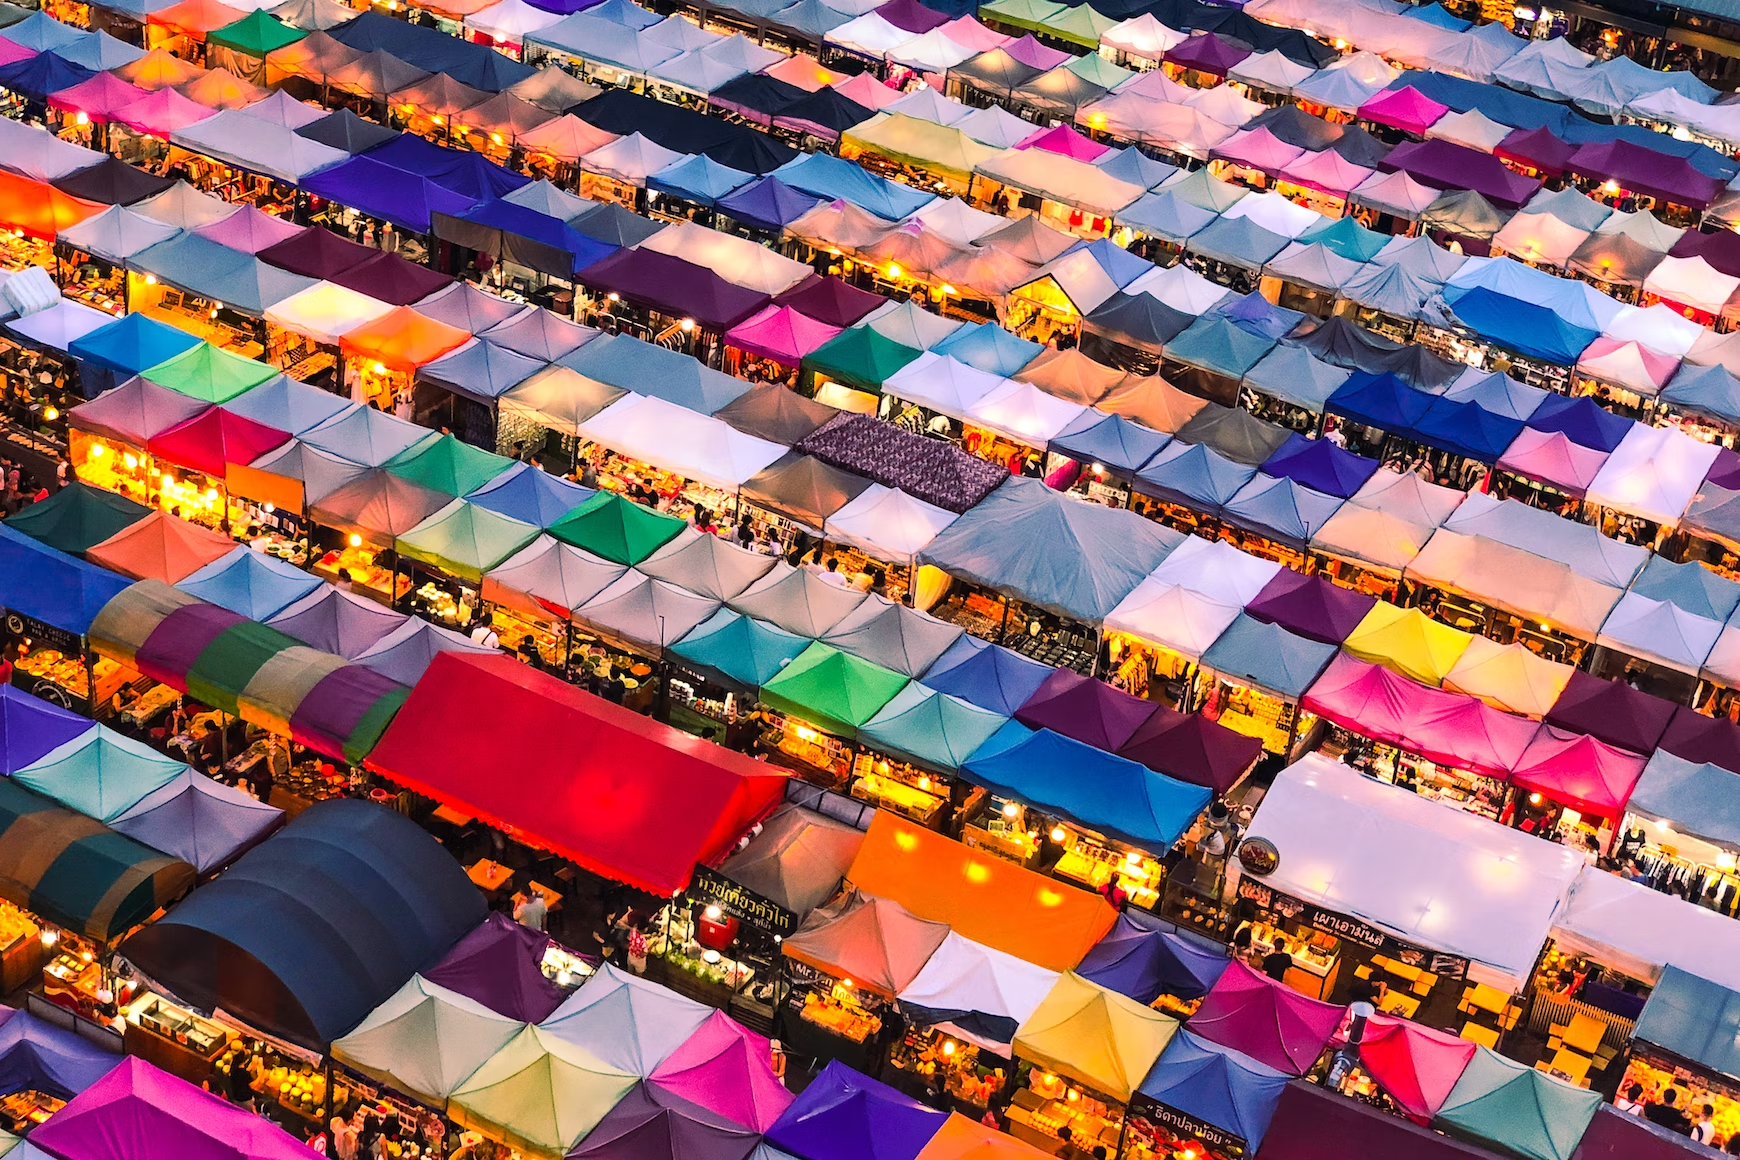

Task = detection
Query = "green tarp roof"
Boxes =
[208,9,307,55]
[1434,1047,1601,1160]
[143,343,279,404]
[16,727,186,825]
[856,681,1008,771]
[669,608,807,692]
[397,500,539,584]
[4,481,149,554]
[803,326,922,393]
[758,641,908,737]
[385,433,516,499]
[548,491,685,565]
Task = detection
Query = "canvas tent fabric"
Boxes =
[766,1061,947,1160]
[668,610,805,693]
[1012,972,1178,1102]
[424,911,568,1023]
[1075,912,1229,1005]
[0,686,94,776]
[896,932,1059,1054]
[920,635,1051,717]
[781,889,950,999]
[0,526,131,639]
[85,512,238,584]
[1137,1029,1289,1152]
[541,964,712,1078]
[1550,869,1740,994]
[447,1025,638,1159]
[1355,1014,1477,1124]
[0,1010,119,1103]
[1185,961,1343,1076]
[717,804,864,919]
[331,975,523,1105]
[759,642,908,737]
[1257,1077,1499,1160]
[1434,1046,1600,1160]
[110,769,281,874]
[175,547,322,621]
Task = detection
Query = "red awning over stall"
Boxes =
[365,651,787,895]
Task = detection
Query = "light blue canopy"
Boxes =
[930,322,1042,377]
[1241,345,1349,413]
[1220,473,1344,546]
[1095,147,1178,191]
[856,682,1008,772]
[1627,554,1740,623]
[418,339,548,404]
[223,374,355,436]
[1135,441,1257,511]
[649,154,754,207]
[1632,965,1740,1082]
[112,770,284,874]
[466,462,594,528]
[539,962,711,1076]
[16,727,186,824]
[67,313,202,389]
[1199,612,1336,699]
[773,153,936,220]
[1661,362,1740,427]
[670,607,808,691]
[128,234,318,316]
[1138,1029,1290,1151]
[918,634,1052,717]
[1628,749,1740,848]
[1185,215,1290,270]
[1338,262,1434,322]
[1116,190,1216,243]
[52,28,145,70]
[1298,214,1389,264]
[528,15,680,72]
[176,547,324,621]
[301,406,435,468]
[1062,238,1153,290]
[963,721,1210,850]
[1440,368,1547,421]
[1164,317,1276,378]
[1441,256,1619,365]
[560,332,750,414]
[1049,411,1170,475]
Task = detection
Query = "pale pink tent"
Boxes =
[1210,126,1304,173]
[1575,337,1679,395]
[1355,1014,1476,1124]
[648,1010,795,1132]
[1496,428,1609,495]
[1357,86,1449,136]
[725,306,842,367]
[1016,123,1109,162]
[113,86,217,136]
[1279,149,1375,198]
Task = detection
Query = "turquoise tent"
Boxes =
[1164,317,1276,379]
[856,682,1008,772]
[15,727,186,824]
[931,323,1043,377]
[177,547,324,621]
[670,608,808,692]
[1433,1047,1600,1160]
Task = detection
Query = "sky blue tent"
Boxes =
[176,547,324,621]
[541,962,710,1076]
[1049,412,1170,476]
[1137,1030,1290,1152]
[67,313,201,397]
[0,525,130,639]
[917,477,1182,623]
[1410,396,1524,463]
[1440,370,1546,421]
[128,235,318,316]
[418,339,548,405]
[1117,190,1216,244]
[224,375,354,437]
[1298,215,1389,263]
[1629,750,1740,847]
[1220,474,1344,546]
[931,322,1043,377]
[1164,317,1276,379]
[1662,362,1740,427]
[1629,554,1740,622]
[1062,238,1153,290]
[1339,262,1434,322]
[1632,965,1740,1081]
[670,607,808,692]
[773,153,935,220]
[111,770,283,874]
[1241,346,1349,414]
[1134,441,1256,511]
[1096,147,1178,192]
[964,721,1210,849]
[856,682,1008,772]
[649,154,755,207]
[301,406,434,468]
[918,635,1051,717]
[1199,613,1335,700]
[716,176,822,233]
[561,332,749,414]
[1441,258,1605,364]
[1185,216,1289,271]
[1208,291,1304,343]
[466,462,594,528]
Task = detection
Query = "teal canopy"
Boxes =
[1633,965,1740,1083]
[856,682,1008,772]
[1164,317,1276,379]
[670,608,808,692]
[1434,1047,1600,1160]
[15,727,187,825]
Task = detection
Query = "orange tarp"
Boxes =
[85,510,236,582]
[916,1115,1058,1160]
[340,307,470,373]
[150,0,249,37]
[846,813,1117,974]
[0,172,103,241]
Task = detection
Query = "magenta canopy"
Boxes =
[1014,667,1158,753]
[1185,961,1343,1076]
[30,1057,322,1160]
[1163,33,1250,77]
[1566,139,1722,210]
[1355,1015,1475,1125]
[1115,705,1263,794]
[1016,124,1109,162]
[650,1010,795,1132]
[725,305,842,367]
[1381,139,1541,208]
[421,912,568,1023]
[1507,725,1646,818]
[1243,570,1376,645]
[1001,33,1071,71]
[1356,86,1449,137]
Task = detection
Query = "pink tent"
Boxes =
[30,1057,321,1160]
[1016,123,1109,162]
[833,72,903,111]
[1210,126,1304,174]
[1507,725,1645,818]
[1575,337,1679,395]
[1404,689,1538,779]
[1496,428,1609,496]
[1357,86,1449,137]
[725,305,842,366]
[1185,961,1345,1076]
[0,38,30,67]
[1355,1014,1476,1124]
[113,86,217,136]
[1300,652,1424,750]
[1279,149,1375,198]
[48,73,151,123]
[939,16,1009,52]
[649,1010,795,1132]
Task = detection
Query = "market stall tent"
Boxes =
[0,1010,119,1102]
[668,609,805,692]
[177,547,322,621]
[717,804,863,920]
[857,683,1008,772]
[12,726,182,824]
[1185,961,1343,1076]
[896,932,1059,1054]
[448,1025,639,1160]
[1137,1029,1290,1151]
[1075,912,1229,1005]
[728,563,867,638]
[0,686,93,776]
[915,635,1051,717]
[766,1061,948,1160]
[110,770,282,874]
[542,964,711,1078]
[781,889,951,999]
[331,975,524,1104]
[1355,1014,1476,1124]
[1434,1046,1600,1160]
[760,642,908,737]
[85,513,238,584]
[424,912,568,1023]
[1013,971,1177,1102]
[0,527,132,643]
[1258,1078,1499,1160]
[568,1082,759,1160]
[648,1010,793,1132]
[1551,867,1740,992]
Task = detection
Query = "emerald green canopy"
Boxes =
[143,344,278,404]
[1434,1047,1601,1160]
[803,327,921,394]
[548,492,685,565]
[208,9,306,55]
[397,500,539,583]
[759,642,908,737]
[4,482,149,554]
[385,433,515,499]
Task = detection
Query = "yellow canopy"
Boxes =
[841,113,999,188]
[1341,602,1473,686]
[1441,635,1575,719]
[1012,972,1177,1102]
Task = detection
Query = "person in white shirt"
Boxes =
[1695,1104,1717,1144]
[816,558,851,589]
[1615,1084,1646,1117]
[514,891,548,932]
[470,621,501,649]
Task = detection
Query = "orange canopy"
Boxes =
[150,0,249,37]
[340,307,470,373]
[116,48,208,91]
[846,813,1117,973]
[0,172,103,241]
[85,510,236,582]
[177,67,268,109]
[916,1115,1056,1160]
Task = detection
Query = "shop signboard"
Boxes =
[688,863,798,936]
[4,608,93,714]
[1126,1093,1248,1160]
[1236,877,1470,979]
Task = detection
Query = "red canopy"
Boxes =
[1506,725,1645,818]
[1185,961,1344,1075]
[1354,1014,1476,1124]
[366,652,788,895]
[147,408,290,479]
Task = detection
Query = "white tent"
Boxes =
[579,395,785,490]
[823,484,958,563]
[482,535,626,618]
[1644,255,1740,317]
[1145,534,1280,605]
[1125,261,1232,314]
[973,148,1145,218]
[264,281,395,346]
[1575,339,1674,396]
[581,132,688,184]
[1185,83,1262,128]
[1442,491,1647,589]
[1551,866,1740,991]
[333,975,524,1105]
[884,351,1008,418]
[1596,591,1722,675]
[1403,529,1623,642]
[825,12,912,55]
[170,110,350,184]
[637,525,777,601]
[1584,423,1721,527]
[574,569,721,653]
[0,117,104,182]
[1491,211,1588,269]
[886,29,978,72]
[906,196,1003,245]
[466,0,564,42]
[638,220,810,295]
[897,932,1060,1055]
[1103,13,1185,61]
[1602,302,1704,358]
[964,379,1087,447]
[1104,577,1241,658]
[1017,248,1123,315]
[1227,49,1314,94]
[1424,107,1510,152]
[1243,754,1584,989]
[885,85,973,127]
[954,104,1033,148]
[1218,189,1321,239]
[7,299,115,353]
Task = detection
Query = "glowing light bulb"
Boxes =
[704,904,722,920]
[349,533,363,548]
[1001,801,1018,818]
[372,362,387,375]
[886,262,902,279]
[679,318,695,332]
[144,274,157,285]
[1050,825,1066,842]
[75,111,87,126]
[1528,792,1542,805]
[41,406,56,421]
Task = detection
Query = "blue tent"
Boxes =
[768,1061,948,1160]
[671,607,809,691]
[0,525,130,638]
[1137,1030,1290,1151]
[1404,2,1470,28]
[918,635,1052,717]
[0,14,89,53]
[224,375,354,437]
[572,88,797,175]
[1135,441,1256,511]
[1061,237,1153,290]
[52,29,144,71]
[541,962,710,1075]
[466,462,594,528]
[716,175,822,233]
[963,721,1210,849]
[67,313,201,397]
[119,799,486,1050]
[302,157,481,234]
[649,154,754,207]
[327,10,533,90]
[366,134,531,201]
[1208,291,1305,343]
[112,770,283,874]
[1260,433,1378,499]
[1326,371,1432,432]
[176,547,324,621]
[1630,750,1740,847]
[773,153,935,221]
[1634,965,1740,1081]
[1442,258,1607,364]
[1297,215,1389,263]
[931,322,1043,377]
[1629,554,1740,623]
[0,1010,119,1101]
[1199,613,1335,699]
[1525,392,1632,452]
[1241,346,1349,414]
[1164,317,1275,378]
[1390,69,1572,134]
[1185,215,1289,270]
[856,682,1008,772]
[1409,396,1524,463]
[1077,913,1230,1004]
[1440,369,1547,421]
[1220,474,1344,546]
[1117,190,1216,244]
[562,332,749,413]
[1050,411,1170,476]
[418,339,547,405]
[1096,147,1178,191]
[1661,362,1740,427]
[0,52,94,102]
[0,685,92,778]
[439,198,617,279]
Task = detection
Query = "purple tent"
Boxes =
[111,772,284,875]
[1707,447,1740,491]
[766,1061,947,1160]
[422,912,569,1022]
[135,605,247,688]
[30,1056,321,1160]
[0,1009,119,1101]
[267,587,406,660]
[1242,570,1375,645]
[1163,33,1250,77]
[1075,912,1230,1005]
[1259,434,1379,500]
[578,249,770,333]
[1658,706,1740,776]
[773,276,883,329]
[875,0,949,33]
[0,685,93,775]
[1258,1080,1498,1160]
[1543,670,1675,755]
[1567,140,1721,210]
[1116,706,1263,793]
[1381,139,1541,208]
[1015,668,1158,753]
[1494,127,1576,176]
[286,663,408,766]
[569,1083,760,1160]
[1571,1104,1713,1160]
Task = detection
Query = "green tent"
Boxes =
[187,620,302,717]
[803,327,922,394]
[980,0,1068,33]
[548,492,685,565]
[1434,1047,1601,1160]
[670,608,808,692]
[207,9,306,55]
[385,433,516,499]
[397,500,539,583]
[143,343,278,404]
[1064,50,1131,88]
[14,727,185,824]
[759,642,907,737]
[856,681,1008,771]
[1045,4,1118,48]
[3,481,149,553]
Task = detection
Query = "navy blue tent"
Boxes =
[1136,1029,1290,1152]
[327,11,533,90]
[1199,613,1335,700]
[432,199,616,279]
[716,175,821,233]
[1050,411,1171,476]
[1076,912,1230,1004]
[1325,371,1432,433]
[302,157,479,233]
[962,721,1210,850]
[119,799,485,1049]
[0,1010,119,1101]
[0,525,131,637]
[1524,392,1632,452]
[710,72,807,119]
[364,134,530,201]
[0,52,93,102]
[1410,396,1524,463]
[918,634,1052,717]
[1134,441,1256,511]
[573,89,796,174]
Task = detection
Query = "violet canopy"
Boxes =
[1116,706,1264,794]
[0,684,95,775]
[766,1061,948,1160]
[1015,667,1157,752]
[1185,961,1344,1075]
[0,1009,119,1102]
[567,1083,760,1160]
[1242,569,1377,644]
[1259,434,1379,499]
[577,248,771,332]
[1381,138,1541,207]
[1255,1079,1500,1160]
[1075,912,1230,1005]
[423,911,570,1023]
[1543,670,1675,754]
